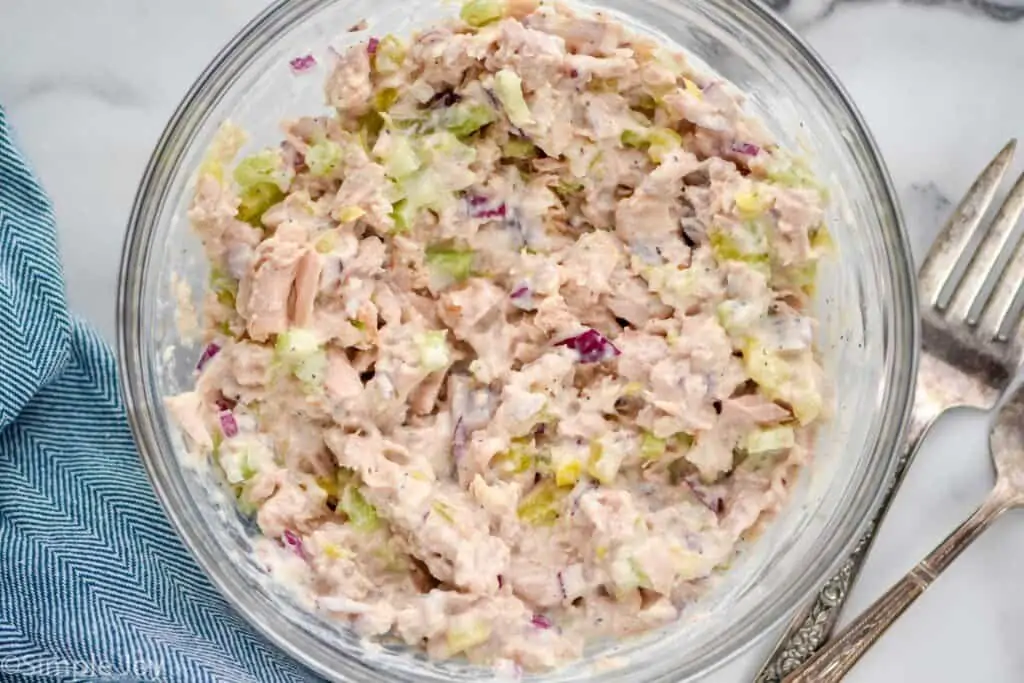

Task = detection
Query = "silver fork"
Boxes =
[785,360,1024,682]
[756,139,1024,682]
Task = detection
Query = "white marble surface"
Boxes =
[2,1,1024,681]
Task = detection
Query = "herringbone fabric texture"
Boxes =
[0,107,317,683]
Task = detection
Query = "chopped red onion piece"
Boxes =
[282,529,305,558]
[367,37,380,55]
[464,193,507,219]
[218,411,239,439]
[731,142,761,156]
[531,614,553,629]
[510,283,535,311]
[288,54,317,74]
[497,574,505,589]
[554,329,621,364]
[195,343,221,371]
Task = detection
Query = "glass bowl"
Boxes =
[117,0,918,680]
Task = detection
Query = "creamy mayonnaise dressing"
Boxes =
[166,0,830,671]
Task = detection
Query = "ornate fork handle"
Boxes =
[755,369,946,683]
[783,479,1015,682]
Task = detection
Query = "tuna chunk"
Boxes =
[325,45,372,118]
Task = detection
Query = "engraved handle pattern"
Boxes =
[755,374,942,683]
[784,484,1012,683]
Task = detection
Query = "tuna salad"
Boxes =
[167,0,831,672]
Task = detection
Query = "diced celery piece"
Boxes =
[322,543,350,560]
[709,223,770,264]
[670,544,706,581]
[234,487,258,517]
[620,127,681,163]
[211,430,224,463]
[621,129,647,149]
[501,137,538,159]
[811,224,834,252]
[209,266,238,308]
[335,206,366,224]
[623,381,644,396]
[460,0,506,27]
[765,155,828,200]
[555,460,581,487]
[315,475,340,499]
[743,338,821,424]
[389,167,455,232]
[293,351,328,386]
[340,485,380,531]
[232,148,291,226]
[432,500,456,523]
[425,244,475,283]
[517,481,565,525]
[586,440,624,485]
[236,182,285,227]
[373,87,400,113]
[446,616,493,654]
[238,455,257,481]
[233,148,292,225]
[732,189,767,217]
[589,77,620,94]
[553,178,585,200]
[306,140,344,177]
[314,232,338,254]
[551,444,584,487]
[382,134,422,180]
[275,328,328,387]
[418,131,476,165]
[414,330,451,372]
[276,328,320,363]
[640,432,667,460]
[492,439,534,475]
[443,102,496,138]
[494,69,533,128]
[742,425,796,455]
[645,263,707,310]
[390,199,416,233]
[234,149,288,188]
[356,111,385,150]
[646,127,682,163]
[743,338,790,392]
[628,557,653,590]
[373,35,406,75]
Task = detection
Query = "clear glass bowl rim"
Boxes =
[116,0,920,680]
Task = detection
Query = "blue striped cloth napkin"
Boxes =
[0,107,317,683]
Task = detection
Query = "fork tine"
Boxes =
[947,171,1024,324]
[977,179,1024,342]
[918,139,1017,307]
